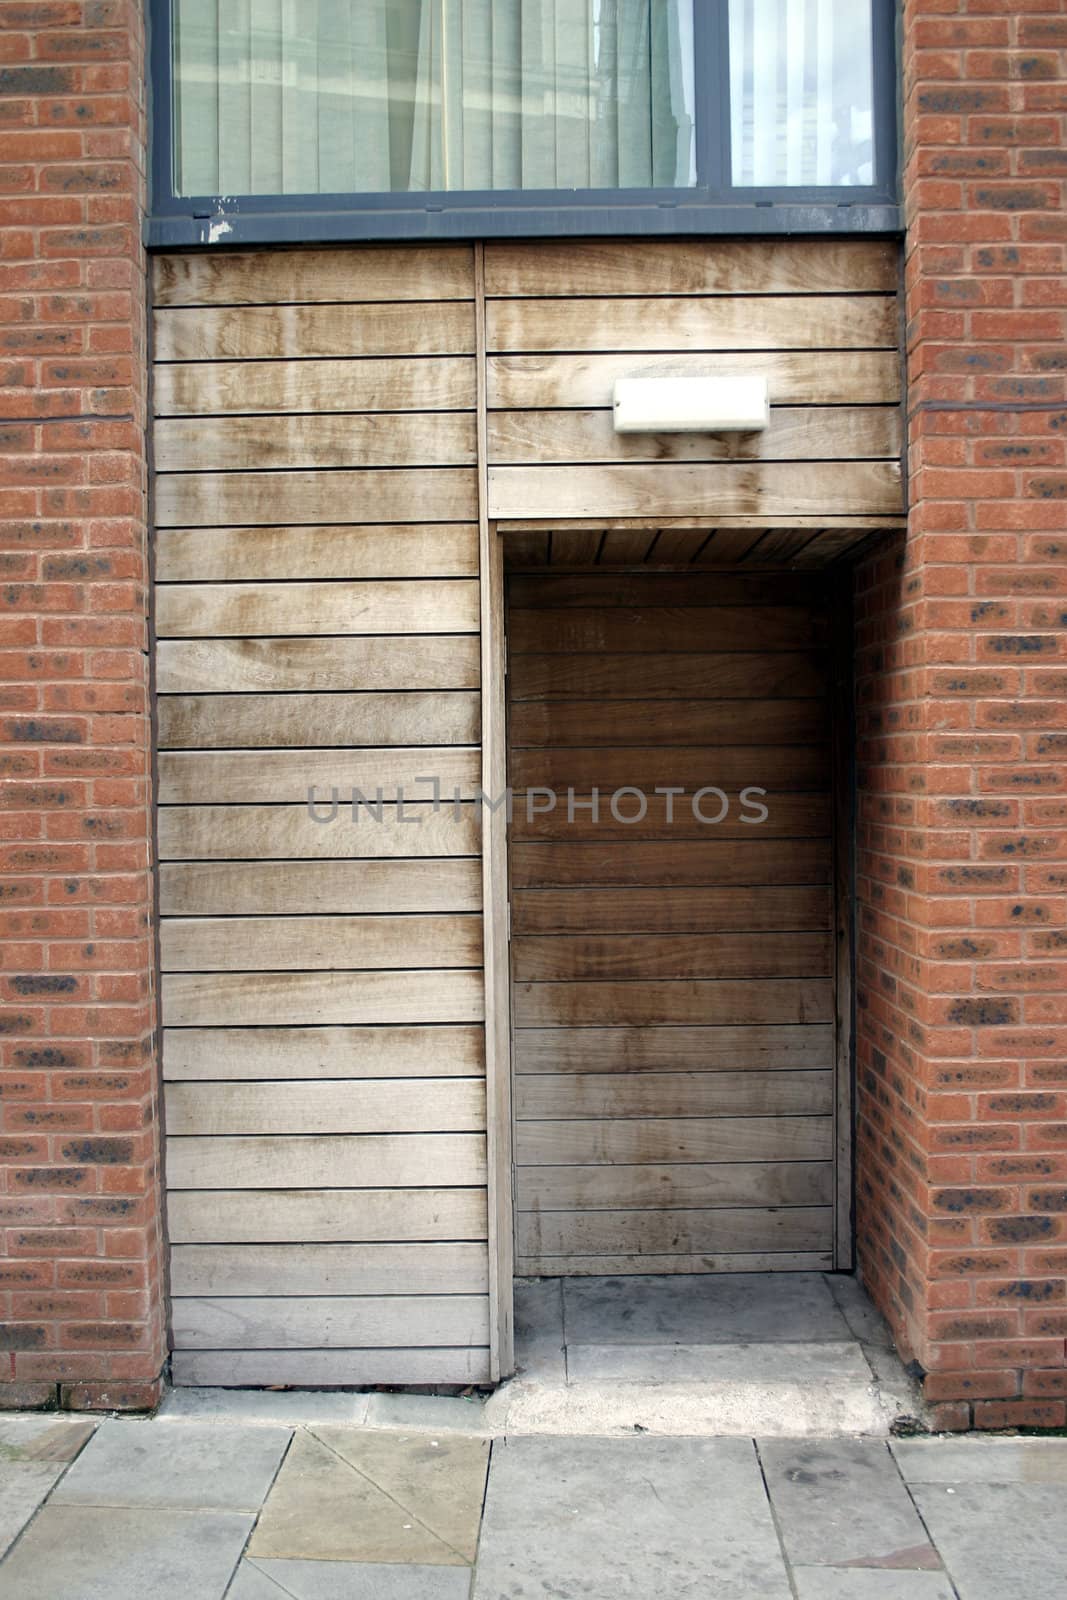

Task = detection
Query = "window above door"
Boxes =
[147,0,900,247]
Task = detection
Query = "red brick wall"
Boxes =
[0,1,164,1411]
[855,0,1067,1430]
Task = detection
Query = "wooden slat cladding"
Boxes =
[507,570,836,1274]
[152,245,488,1387]
[483,237,902,548]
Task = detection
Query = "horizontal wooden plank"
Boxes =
[156,635,480,695]
[170,1242,489,1297]
[507,652,827,701]
[510,839,831,890]
[158,804,481,862]
[165,1078,486,1137]
[516,1207,832,1257]
[483,239,899,297]
[510,795,830,842]
[487,295,897,354]
[508,605,824,653]
[514,1253,830,1276]
[508,748,829,793]
[161,914,482,973]
[513,1024,834,1074]
[488,406,901,466]
[154,301,475,361]
[163,1024,484,1081]
[489,461,903,521]
[513,978,833,1028]
[165,1133,487,1190]
[155,580,480,638]
[154,524,479,583]
[515,1160,833,1211]
[162,968,485,1028]
[157,691,480,751]
[156,469,478,529]
[512,933,832,982]
[156,747,480,805]
[159,859,482,916]
[154,357,477,418]
[171,1294,489,1350]
[166,1186,488,1243]
[155,413,476,473]
[507,572,824,609]
[515,1115,832,1165]
[515,1071,832,1121]
[172,1348,491,1386]
[510,700,828,748]
[153,246,475,306]
[488,351,902,410]
[512,889,831,936]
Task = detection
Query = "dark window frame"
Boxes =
[145,0,901,248]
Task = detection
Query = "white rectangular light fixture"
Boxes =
[613,375,770,433]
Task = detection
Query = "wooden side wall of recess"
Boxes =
[483,239,904,547]
[152,247,490,1387]
[506,570,837,1275]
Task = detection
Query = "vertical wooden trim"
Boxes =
[475,243,515,1377]
[832,569,856,1270]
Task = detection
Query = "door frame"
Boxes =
[479,521,857,1378]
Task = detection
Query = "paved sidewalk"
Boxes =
[2,1413,1066,1598]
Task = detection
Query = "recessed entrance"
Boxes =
[501,540,853,1277]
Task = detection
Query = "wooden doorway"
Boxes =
[502,551,852,1277]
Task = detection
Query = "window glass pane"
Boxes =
[728,0,874,187]
[172,0,696,196]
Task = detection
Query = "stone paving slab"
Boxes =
[563,1273,850,1346]
[566,1339,872,1383]
[473,1435,791,1600]
[0,1416,97,1557]
[232,1556,474,1598]
[911,1481,1067,1600]
[158,1386,371,1427]
[52,1418,291,1511]
[0,1504,252,1600]
[757,1439,940,1570]
[892,1436,1067,1485]
[248,1428,486,1565]
[792,1570,957,1599]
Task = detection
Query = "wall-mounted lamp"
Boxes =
[613,375,770,434]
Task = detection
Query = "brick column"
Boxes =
[855,0,1067,1430]
[0,2,164,1410]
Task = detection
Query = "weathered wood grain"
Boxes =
[156,746,480,805]
[512,978,833,1028]
[164,1078,486,1136]
[159,859,482,917]
[512,1023,833,1075]
[510,838,831,889]
[489,461,903,521]
[483,239,899,297]
[154,301,475,360]
[157,804,482,862]
[165,1133,487,1190]
[156,468,478,528]
[162,968,485,1028]
[156,635,480,694]
[507,651,826,701]
[155,580,479,638]
[163,1024,484,1081]
[511,889,831,936]
[516,1207,832,1257]
[157,691,478,751]
[515,1070,832,1120]
[514,1116,832,1165]
[511,932,832,982]
[170,1242,489,1297]
[153,246,475,306]
[154,357,477,417]
[509,698,828,747]
[172,1348,491,1386]
[171,1294,489,1350]
[154,413,477,472]
[160,913,483,973]
[487,295,897,353]
[154,524,479,583]
[488,350,901,409]
[167,1186,488,1244]
[507,604,824,652]
[515,1160,833,1211]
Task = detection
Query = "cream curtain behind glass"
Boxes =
[174,0,694,196]
[728,0,874,187]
